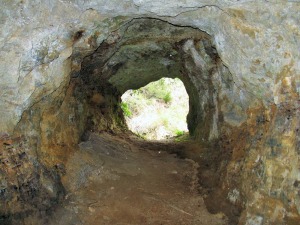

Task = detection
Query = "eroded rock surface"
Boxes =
[0,1,300,224]
[0,134,64,224]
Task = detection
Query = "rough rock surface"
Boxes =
[0,134,64,223]
[0,1,300,224]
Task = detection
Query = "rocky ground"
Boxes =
[42,132,227,225]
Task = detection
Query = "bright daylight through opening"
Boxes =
[121,77,189,140]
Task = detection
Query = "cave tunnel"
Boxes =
[2,18,237,225]
[1,2,300,225]
[78,18,223,142]
[71,18,237,222]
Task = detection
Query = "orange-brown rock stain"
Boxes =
[39,80,88,167]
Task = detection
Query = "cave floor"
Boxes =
[48,132,227,225]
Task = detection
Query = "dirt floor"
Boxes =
[46,132,228,225]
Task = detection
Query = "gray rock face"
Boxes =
[1,1,299,132]
[0,0,299,224]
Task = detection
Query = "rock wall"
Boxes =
[0,1,300,224]
[0,134,65,222]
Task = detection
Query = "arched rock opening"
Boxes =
[0,5,299,224]
[6,18,237,222]
[76,18,229,142]
[121,77,189,140]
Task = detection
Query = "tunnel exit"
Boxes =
[121,77,189,140]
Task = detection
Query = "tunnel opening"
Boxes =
[120,77,189,140]
[72,17,240,223]
[8,17,244,225]
[1,1,299,224]
[78,18,223,143]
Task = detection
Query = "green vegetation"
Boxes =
[163,92,172,103]
[120,102,132,117]
[175,130,185,137]
[175,133,191,142]
[121,77,189,140]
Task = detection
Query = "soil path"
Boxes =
[48,132,227,225]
